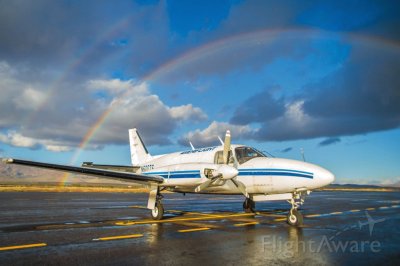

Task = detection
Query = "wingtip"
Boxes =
[2,158,14,164]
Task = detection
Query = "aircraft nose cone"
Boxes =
[320,168,335,186]
[218,165,239,180]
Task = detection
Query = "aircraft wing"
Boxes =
[3,158,164,185]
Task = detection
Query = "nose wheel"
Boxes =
[243,198,255,213]
[286,191,307,226]
[287,209,303,226]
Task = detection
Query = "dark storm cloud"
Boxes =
[319,138,341,147]
[230,88,285,125]
[230,43,400,142]
[0,0,170,78]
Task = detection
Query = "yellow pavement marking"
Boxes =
[256,212,286,217]
[93,234,143,241]
[330,212,343,215]
[0,243,47,251]
[366,207,375,211]
[184,212,225,217]
[129,205,146,209]
[234,221,259,227]
[178,227,210,233]
[350,209,360,212]
[115,213,255,226]
[174,221,220,229]
[274,217,287,222]
[306,214,321,217]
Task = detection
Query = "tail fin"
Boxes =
[129,128,152,166]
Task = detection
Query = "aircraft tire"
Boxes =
[243,198,255,213]
[287,209,303,226]
[151,201,164,220]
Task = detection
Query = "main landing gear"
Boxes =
[243,198,255,213]
[148,185,165,220]
[150,194,164,220]
[286,191,307,226]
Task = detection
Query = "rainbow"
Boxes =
[59,28,400,186]
[53,17,133,186]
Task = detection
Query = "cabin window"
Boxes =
[214,151,233,164]
[235,146,266,164]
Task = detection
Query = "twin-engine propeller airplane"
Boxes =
[3,128,334,226]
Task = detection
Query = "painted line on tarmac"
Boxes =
[0,243,47,251]
[93,234,143,241]
[303,205,399,220]
[129,205,147,209]
[234,221,259,227]
[305,214,322,217]
[115,213,255,226]
[256,212,286,218]
[178,227,210,233]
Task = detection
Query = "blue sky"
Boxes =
[0,0,399,184]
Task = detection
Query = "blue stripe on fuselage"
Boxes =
[238,171,313,179]
[239,168,313,175]
[143,169,313,179]
[144,170,201,179]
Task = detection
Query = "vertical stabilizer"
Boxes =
[129,128,152,166]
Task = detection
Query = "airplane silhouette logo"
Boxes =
[358,211,385,236]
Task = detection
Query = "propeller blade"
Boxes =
[230,178,249,198]
[222,130,231,164]
[195,177,218,192]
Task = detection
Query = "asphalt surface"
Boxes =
[0,191,399,265]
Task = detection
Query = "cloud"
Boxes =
[319,137,341,147]
[281,147,293,153]
[228,41,400,141]
[230,88,285,125]
[0,65,207,150]
[0,0,171,79]
[87,79,143,94]
[13,87,46,110]
[0,131,70,151]
[178,121,253,147]
[169,104,208,122]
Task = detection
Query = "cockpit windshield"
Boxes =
[235,146,266,164]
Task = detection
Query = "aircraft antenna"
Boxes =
[261,150,275,158]
[300,148,306,162]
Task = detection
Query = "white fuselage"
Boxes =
[141,145,334,195]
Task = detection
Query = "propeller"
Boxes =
[222,130,249,197]
[195,130,248,198]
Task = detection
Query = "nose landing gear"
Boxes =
[286,191,307,226]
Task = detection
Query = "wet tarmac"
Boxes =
[0,191,399,265]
